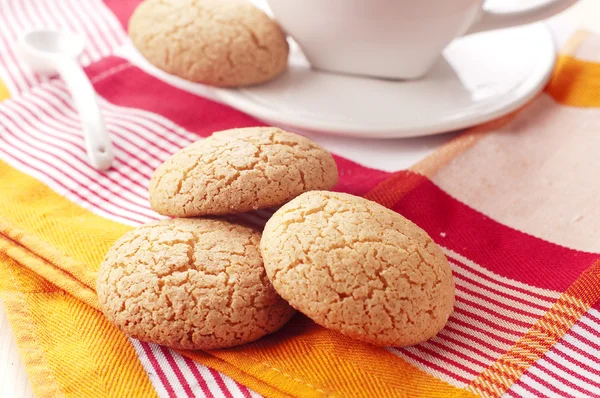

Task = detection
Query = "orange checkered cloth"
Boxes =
[0,1,599,396]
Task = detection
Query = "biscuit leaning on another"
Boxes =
[260,191,455,347]
[129,0,289,87]
[149,127,338,217]
[96,218,295,350]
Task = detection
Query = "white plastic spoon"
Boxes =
[18,30,114,171]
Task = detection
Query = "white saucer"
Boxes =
[124,23,555,139]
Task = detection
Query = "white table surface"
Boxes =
[1,1,599,397]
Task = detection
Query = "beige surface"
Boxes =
[560,0,600,34]
[261,191,455,347]
[149,127,338,217]
[97,218,294,349]
[129,0,289,87]
[432,95,600,253]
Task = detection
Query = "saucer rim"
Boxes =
[213,23,555,139]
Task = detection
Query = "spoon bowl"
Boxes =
[23,29,85,56]
[20,30,84,75]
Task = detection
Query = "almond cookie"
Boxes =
[149,127,339,217]
[260,191,455,347]
[97,218,295,350]
[129,0,289,87]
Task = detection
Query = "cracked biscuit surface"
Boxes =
[149,127,339,217]
[129,0,289,87]
[260,191,455,347]
[96,218,295,350]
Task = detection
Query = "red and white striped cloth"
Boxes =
[392,249,560,387]
[1,0,600,397]
[0,68,273,397]
[0,0,261,394]
[508,310,600,397]
[2,52,598,396]
[131,341,260,398]
[0,0,126,95]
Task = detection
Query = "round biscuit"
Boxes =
[129,0,289,87]
[97,218,295,349]
[260,191,455,347]
[149,127,339,217]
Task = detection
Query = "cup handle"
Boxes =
[465,0,579,35]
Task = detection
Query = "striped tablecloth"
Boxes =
[1,1,600,398]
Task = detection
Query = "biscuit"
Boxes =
[129,0,289,87]
[149,127,339,217]
[260,191,455,347]
[96,218,295,350]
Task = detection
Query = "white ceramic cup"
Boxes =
[266,0,579,80]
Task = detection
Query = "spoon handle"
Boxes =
[55,59,114,171]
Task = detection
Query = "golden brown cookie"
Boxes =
[129,0,289,87]
[260,191,455,347]
[96,218,295,350]
[149,127,339,217]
